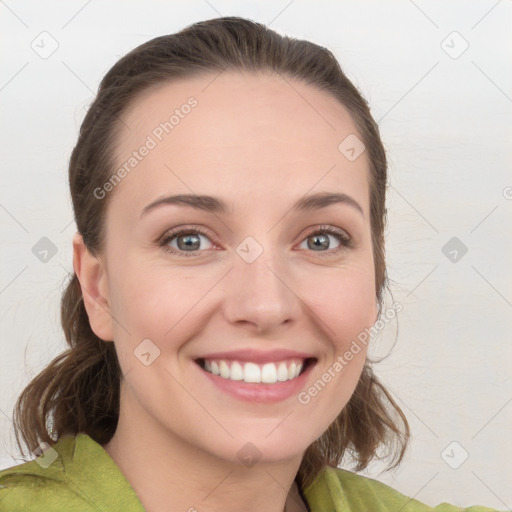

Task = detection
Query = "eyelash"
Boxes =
[158,225,352,257]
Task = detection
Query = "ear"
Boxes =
[72,232,114,342]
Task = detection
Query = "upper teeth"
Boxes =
[203,358,304,384]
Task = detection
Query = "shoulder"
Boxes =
[0,434,144,512]
[0,435,85,512]
[302,465,504,512]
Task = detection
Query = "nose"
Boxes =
[222,244,302,335]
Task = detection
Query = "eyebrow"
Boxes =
[140,192,364,218]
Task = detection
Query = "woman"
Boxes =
[0,16,504,512]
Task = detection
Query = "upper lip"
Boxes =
[196,349,316,364]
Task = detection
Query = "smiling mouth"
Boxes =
[195,357,316,384]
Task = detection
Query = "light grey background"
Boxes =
[1,0,511,508]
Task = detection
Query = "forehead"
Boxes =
[110,71,370,216]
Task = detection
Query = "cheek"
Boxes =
[302,263,377,347]
[110,275,173,334]
[107,259,218,352]
[296,268,374,427]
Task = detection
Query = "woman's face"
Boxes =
[82,71,377,464]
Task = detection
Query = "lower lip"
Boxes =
[197,360,315,404]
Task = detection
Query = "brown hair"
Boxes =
[13,16,409,490]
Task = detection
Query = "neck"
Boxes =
[102,383,309,512]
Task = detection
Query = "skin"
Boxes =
[73,71,378,512]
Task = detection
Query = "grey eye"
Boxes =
[168,232,213,252]
[301,233,341,251]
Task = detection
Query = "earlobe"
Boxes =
[72,233,114,342]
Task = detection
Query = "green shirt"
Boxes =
[0,433,504,511]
